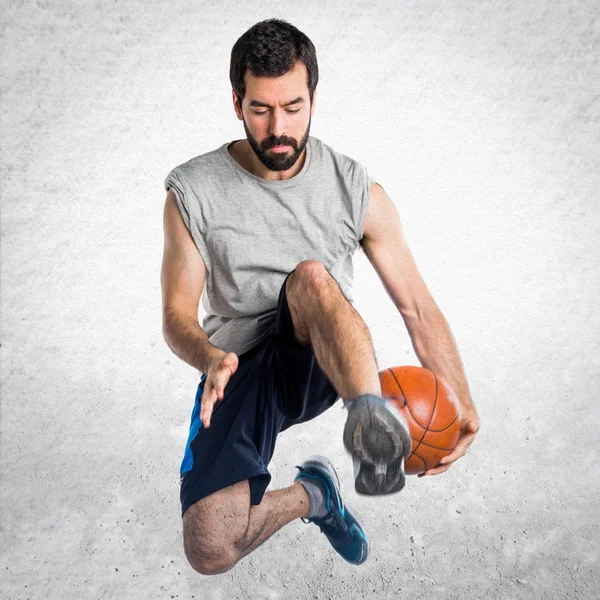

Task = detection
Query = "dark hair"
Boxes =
[230,19,318,107]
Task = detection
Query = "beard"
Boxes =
[243,116,311,172]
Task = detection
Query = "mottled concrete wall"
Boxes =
[1,1,598,599]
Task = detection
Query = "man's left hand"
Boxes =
[418,402,480,477]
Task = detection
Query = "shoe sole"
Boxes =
[343,396,412,495]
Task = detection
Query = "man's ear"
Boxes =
[232,90,243,120]
[310,88,317,116]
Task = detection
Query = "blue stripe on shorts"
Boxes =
[180,373,207,476]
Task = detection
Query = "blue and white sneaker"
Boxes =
[294,454,368,566]
[343,394,412,495]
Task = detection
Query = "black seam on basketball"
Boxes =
[407,436,420,461]
[425,410,460,433]
[413,437,455,452]
[387,368,429,429]
[387,368,408,407]
[410,370,438,461]
[411,451,427,471]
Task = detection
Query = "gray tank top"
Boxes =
[164,135,376,358]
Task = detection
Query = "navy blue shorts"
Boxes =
[179,270,341,517]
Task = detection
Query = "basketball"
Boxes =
[379,366,462,475]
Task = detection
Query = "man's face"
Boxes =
[233,61,316,172]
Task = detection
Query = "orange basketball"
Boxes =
[379,366,462,475]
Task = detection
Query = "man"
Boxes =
[161,18,480,574]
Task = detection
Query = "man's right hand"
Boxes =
[200,350,239,428]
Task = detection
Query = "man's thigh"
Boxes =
[268,269,340,427]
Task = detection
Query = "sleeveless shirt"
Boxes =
[164,135,376,358]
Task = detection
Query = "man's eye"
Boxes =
[253,109,300,115]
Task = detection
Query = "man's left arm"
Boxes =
[360,182,481,476]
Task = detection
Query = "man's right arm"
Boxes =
[160,189,223,374]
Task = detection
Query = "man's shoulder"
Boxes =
[167,143,227,181]
[164,143,230,197]
[314,137,366,171]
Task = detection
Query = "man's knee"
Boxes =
[185,542,238,576]
[182,481,250,575]
[286,260,335,309]
[290,260,330,289]
[286,260,340,340]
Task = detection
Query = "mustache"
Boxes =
[263,139,296,149]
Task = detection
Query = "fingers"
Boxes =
[418,450,460,476]
[449,429,478,459]
[417,420,479,477]
[200,382,216,429]
[418,463,452,477]
[200,357,238,428]
[200,377,223,429]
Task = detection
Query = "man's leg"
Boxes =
[183,479,310,575]
[181,264,374,575]
[284,260,382,404]
[285,259,412,495]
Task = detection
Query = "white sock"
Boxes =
[297,476,329,518]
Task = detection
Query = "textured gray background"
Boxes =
[1,1,599,599]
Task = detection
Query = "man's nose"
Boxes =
[269,109,287,138]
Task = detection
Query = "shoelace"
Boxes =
[305,508,354,544]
